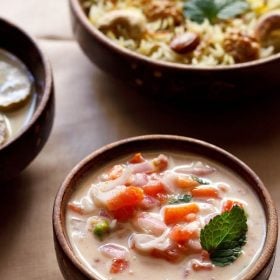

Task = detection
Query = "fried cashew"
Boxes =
[223,32,260,63]
[255,10,280,52]
[97,9,146,39]
[142,0,184,25]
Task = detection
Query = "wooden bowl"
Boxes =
[53,135,278,280]
[69,0,280,102]
[0,18,55,182]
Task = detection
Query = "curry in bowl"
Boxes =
[83,0,280,66]
[66,151,266,279]
[0,48,36,147]
[0,17,54,182]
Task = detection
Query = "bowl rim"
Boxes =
[70,0,280,71]
[0,17,53,151]
[53,134,278,280]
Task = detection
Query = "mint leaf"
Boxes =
[200,206,247,266]
[217,1,249,19]
[184,0,218,23]
[211,247,243,266]
[168,194,192,204]
[184,0,249,24]
[191,175,210,185]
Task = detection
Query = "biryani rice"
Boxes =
[84,0,279,66]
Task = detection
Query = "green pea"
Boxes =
[93,220,110,239]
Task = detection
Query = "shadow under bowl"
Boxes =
[0,17,55,182]
[53,135,278,280]
[69,0,280,102]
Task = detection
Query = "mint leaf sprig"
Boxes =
[191,175,210,185]
[200,205,248,266]
[168,194,192,204]
[184,0,250,24]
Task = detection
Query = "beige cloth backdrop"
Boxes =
[0,1,279,279]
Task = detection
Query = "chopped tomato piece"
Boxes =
[110,258,129,274]
[107,186,144,211]
[191,186,219,198]
[164,203,200,225]
[68,203,84,215]
[169,225,198,243]
[142,180,166,197]
[175,176,199,190]
[108,164,124,180]
[150,247,182,263]
[111,205,135,221]
[129,153,145,164]
[222,200,243,212]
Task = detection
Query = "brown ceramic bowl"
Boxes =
[53,135,277,280]
[69,0,280,102]
[0,18,55,182]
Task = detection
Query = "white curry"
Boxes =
[66,152,266,280]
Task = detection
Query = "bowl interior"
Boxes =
[54,135,278,280]
[0,17,52,149]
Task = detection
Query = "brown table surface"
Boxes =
[0,1,279,279]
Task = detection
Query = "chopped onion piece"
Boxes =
[91,167,132,193]
[130,229,171,252]
[91,185,126,208]
[99,243,129,259]
[173,162,216,176]
[133,212,167,236]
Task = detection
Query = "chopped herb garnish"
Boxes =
[200,206,248,266]
[191,175,210,185]
[184,0,249,24]
[168,194,192,204]
[93,220,110,240]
